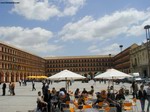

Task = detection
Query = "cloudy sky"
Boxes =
[0,0,150,57]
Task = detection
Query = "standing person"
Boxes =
[146,82,150,112]
[12,82,15,95]
[138,84,147,112]
[19,79,21,86]
[32,81,36,91]
[2,82,6,96]
[131,81,139,98]
[36,91,47,112]
[9,82,12,95]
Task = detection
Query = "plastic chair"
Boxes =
[132,98,138,111]
[73,101,78,108]
[70,107,75,112]
[123,102,133,112]
[66,101,70,105]
[84,97,88,101]
[104,106,110,112]
[83,104,92,109]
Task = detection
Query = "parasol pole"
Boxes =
[65,77,67,91]
[112,77,114,93]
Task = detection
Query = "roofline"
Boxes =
[44,55,115,59]
[0,41,43,59]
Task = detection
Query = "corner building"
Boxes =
[0,42,45,82]
[113,44,138,73]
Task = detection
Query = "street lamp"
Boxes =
[144,25,150,77]
[119,45,123,52]
[119,45,123,72]
[109,54,111,68]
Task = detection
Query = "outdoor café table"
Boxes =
[82,108,101,112]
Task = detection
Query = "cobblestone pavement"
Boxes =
[0,80,148,112]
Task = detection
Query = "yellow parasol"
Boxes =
[27,76,37,79]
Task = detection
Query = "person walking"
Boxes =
[12,82,15,95]
[9,82,13,95]
[138,84,147,112]
[131,81,139,98]
[2,82,6,96]
[146,82,150,112]
[32,81,36,91]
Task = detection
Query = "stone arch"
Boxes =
[0,71,4,83]
[24,73,27,80]
[11,72,15,82]
[5,72,10,82]
[20,72,23,80]
[16,72,19,82]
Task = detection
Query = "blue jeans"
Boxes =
[140,99,145,112]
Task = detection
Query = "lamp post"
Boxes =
[144,25,150,77]
[109,54,111,68]
[119,45,123,72]
[119,45,123,52]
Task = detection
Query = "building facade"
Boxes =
[113,44,138,74]
[1,41,149,83]
[130,43,150,77]
[45,55,112,79]
[0,42,45,83]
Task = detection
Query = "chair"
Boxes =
[73,101,78,108]
[66,101,70,105]
[123,102,133,112]
[132,98,138,111]
[70,107,75,112]
[84,97,88,101]
[83,104,92,109]
[104,106,110,112]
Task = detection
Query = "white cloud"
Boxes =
[88,43,119,55]
[0,26,63,56]
[59,8,150,41]
[11,0,86,20]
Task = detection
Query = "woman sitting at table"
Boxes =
[77,95,86,109]
[74,88,80,99]
[92,90,109,108]
[115,88,125,101]
[96,90,121,112]
[51,87,57,96]
[58,90,70,111]
[81,88,88,97]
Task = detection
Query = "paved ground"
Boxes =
[0,80,149,112]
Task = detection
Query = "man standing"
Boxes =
[146,83,150,112]
[2,82,6,96]
[32,81,36,91]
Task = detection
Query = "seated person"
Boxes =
[36,91,47,111]
[51,87,57,95]
[74,88,80,98]
[51,90,59,109]
[115,89,125,101]
[92,90,111,108]
[81,88,88,97]
[77,95,86,109]
[107,89,116,100]
[88,86,94,96]
[58,91,70,111]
